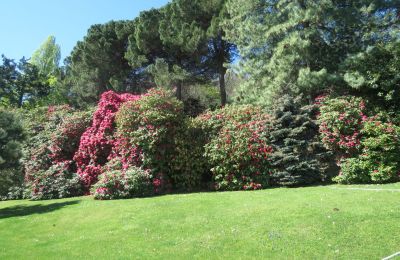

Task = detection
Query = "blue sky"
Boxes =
[0,0,170,62]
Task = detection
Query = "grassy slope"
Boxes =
[0,184,399,259]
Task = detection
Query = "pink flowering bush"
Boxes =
[318,96,368,159]
[73,91,139,188]
[21,106,91,199]
[335,119,400,184]
[198,105,274,190]
[115,88,184,191]
[318,96,400,184]
[92,167,154,200]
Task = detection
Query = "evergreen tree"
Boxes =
[66,20,134,105]
[268,95,335,186]
[225,0,399,106]
[0,110,25,196]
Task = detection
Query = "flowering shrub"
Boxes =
[115,88,184,191]
[335,119,400,184]
[74,91,139,188]
[29,161,83,200]
[49,111,92,164]
[19,106,91,200]
[198,105,273,190]
[170,118,211,190]
[92,167,154,200]
[318,96,368,158]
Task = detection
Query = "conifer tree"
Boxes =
[225,0,399,106]
[268,95,335,186]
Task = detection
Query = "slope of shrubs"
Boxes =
[2,88,399,201]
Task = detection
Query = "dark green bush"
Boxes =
[268,96,336,186]
[0,110,25,197]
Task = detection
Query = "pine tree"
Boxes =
[225,0,399,106]
[268,95,336,186]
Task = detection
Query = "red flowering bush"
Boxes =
[115,88,183,191]
[49,111,92,164]
[20,106,91,199]
[335,119,400,184]
[23,105,74,181]
[318,96,368,159]
[92,167,154,200]
[197,105,274,190]
[74,91,139,188]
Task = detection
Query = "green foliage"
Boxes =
[66,20,134,105]
[29,162,83,200]
[318,96,367,158]
[93,167,154,200]
[30,35,61,78]
[335,120,400,184]
[0,55,50,108]
[197,105,273,190]
[225,0,399,106]
[116,88,186,190]
[0,110,25,196]
[342,41,400,112]
[268,96,335,186]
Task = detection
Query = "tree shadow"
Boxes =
[0,200,80,219]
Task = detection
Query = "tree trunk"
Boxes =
[176,81,182,100]
[219,67,227,106]
[18,94,24,108]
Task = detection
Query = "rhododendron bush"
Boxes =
[198,105,274,190]
[115,88,186,191]
[21,106,92,199]
[92,167,154,200]
[74,91,139,188]
[318,96,400,184]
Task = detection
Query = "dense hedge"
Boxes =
[2,88,399,201]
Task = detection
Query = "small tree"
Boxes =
[269,95,335,186]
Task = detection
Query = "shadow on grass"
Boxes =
[0,200,80,219]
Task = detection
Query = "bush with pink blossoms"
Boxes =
[92,167,154,200]
[73,91,139,188]
[335,118,400,184]
[198,105,274,191]
[318,96,368,159]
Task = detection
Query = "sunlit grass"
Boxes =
[1,184,399,259]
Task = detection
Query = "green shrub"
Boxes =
[335,120,400,184]
[318,96,367,159]
[0,110,25,196]
[268,95,336,186]
[170,118,211,191]
[29,162,83,200]
[93,167,154,200]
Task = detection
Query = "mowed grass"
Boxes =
[1,184,399,259]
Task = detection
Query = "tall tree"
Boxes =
[225,0,399,106]
[30,35,61,78]
[159,0,236,105]
[0,55,48,108]
[65,20,134,105]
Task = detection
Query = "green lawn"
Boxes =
[1,184,399,259]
